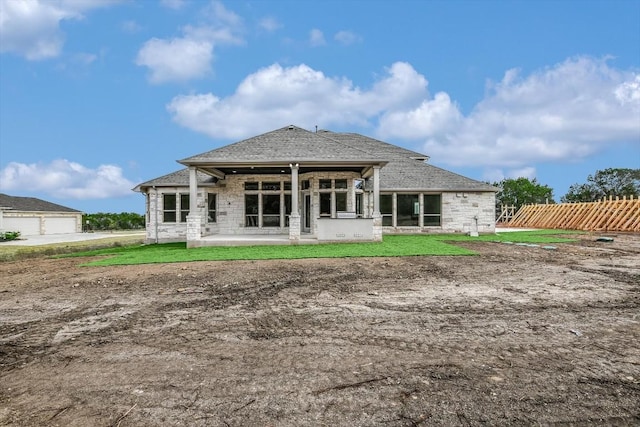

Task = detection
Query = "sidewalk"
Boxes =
[1,231,145,246]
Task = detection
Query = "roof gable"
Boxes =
[0,193,81,213]
[179,125,384,165]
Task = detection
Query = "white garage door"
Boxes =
[4,217,41,236]
[45,217,77,234]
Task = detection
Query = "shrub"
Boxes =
[0,231,21,241]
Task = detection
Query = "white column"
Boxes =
[372,165,382,242]
[189,166,197,214]
[373,165,381,216]
[291,164,299,215]
[289,163,300,242]
[186,166,202,247]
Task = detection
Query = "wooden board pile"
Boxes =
[506,195,640,232]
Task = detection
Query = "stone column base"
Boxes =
[372,213,383,242]
[289,213,301,243]
[186,214,202,248]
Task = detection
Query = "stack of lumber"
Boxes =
[506,195,639,232]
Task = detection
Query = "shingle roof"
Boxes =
[319,131,497,191]
[133,168,217,191]
[179,125,384,164]
[0,194,81,213]
[136,126,497,192]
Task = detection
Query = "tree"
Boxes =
[83,212,145,231]
[493,177,555,210]
[562,168,640,203]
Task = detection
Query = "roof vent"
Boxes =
[288,125,294,130]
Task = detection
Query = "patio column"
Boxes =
[186,166,202,247]
[372,165,381,215]
[289,163,300,242]
[372,165,382,242]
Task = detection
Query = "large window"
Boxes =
[423,194,442,226]
[245,195,258,227]
[262,194,280,227]
[163,193,190,223]
[163,194,177,223]
[180,194,190,222]
[380,194,393,226]
[208,193,217,223]
[319,193,331,216]
[244,180,291,227]
[397,194,419,226]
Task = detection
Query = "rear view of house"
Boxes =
[135,125,496,246]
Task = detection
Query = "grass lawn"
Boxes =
[63,230,579,267]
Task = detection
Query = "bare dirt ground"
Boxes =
[1,233,639,426]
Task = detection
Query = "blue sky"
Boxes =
[1,0,639,214]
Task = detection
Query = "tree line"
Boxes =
[494,168,640,210]
[83,212,145,231]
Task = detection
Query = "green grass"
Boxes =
[63,230,579,267]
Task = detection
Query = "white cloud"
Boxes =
[135,0,244,84]
[259,16,281,32]
[136,38,213,84]
[0,0,122,60]
[334,30,361,45]
[121,20,142,34]
[0,159,136,200]
[166,56,639,181]
[167,61,429,139]
[380,56,640,170]
[160,0,187,10]
[309,29,325,46]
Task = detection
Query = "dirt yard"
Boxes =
[1,233,639,426]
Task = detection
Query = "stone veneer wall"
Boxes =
[381,191,496,235]
[145,180,495,243]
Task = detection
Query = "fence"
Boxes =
[505,195,640,232]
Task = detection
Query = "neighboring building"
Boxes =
[134,125,497,247]
[0,194,83,236]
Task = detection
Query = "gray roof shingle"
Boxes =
[0,194,81,212]
[134,169,217,191]
[179,125,384,164]
[136,126,496,192]
[319,131,496,191]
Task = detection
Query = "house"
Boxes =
[0,193,83,236]
[134,125,497,247]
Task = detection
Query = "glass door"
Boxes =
[303,194,311,232]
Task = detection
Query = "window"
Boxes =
[262,194,280,227]
[262,182,280,191]
[397,194,419,226]
[380,194,393,226]
[244,180,291,228]
[423,194,442,226]
[245,195,258,227]
[180,194,190,222]
[284,194,292,227]
[163,194,177,223]
[302,180,310,190]
[335,179,347,189]
[320,193,331,216]
[208,193,217,223]
[356,193,363,216]
[162,193,190,223]
[319,179,332,189]
[335,192,347,212]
